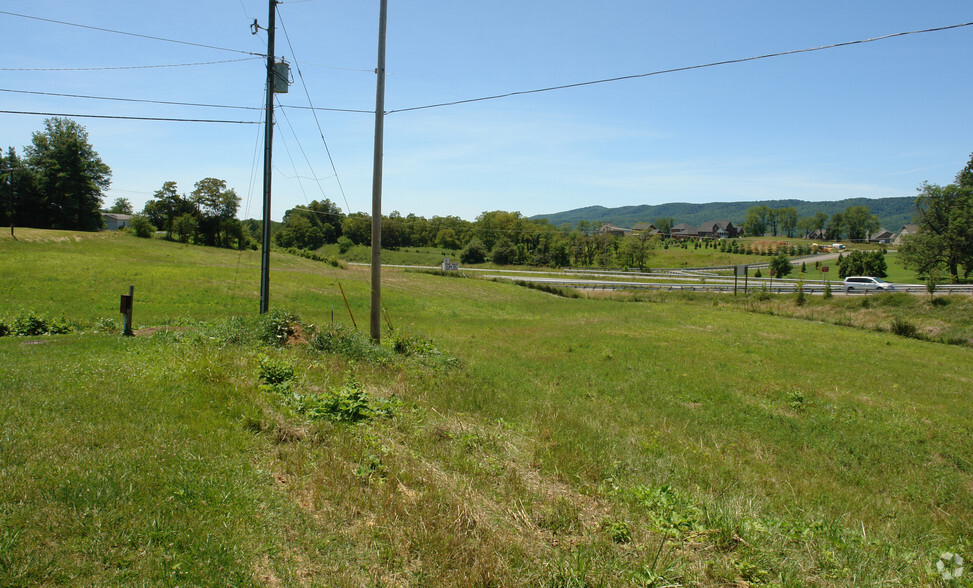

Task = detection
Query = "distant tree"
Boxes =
[768,252,792,278]
[653,217,675,236]
[342,213,371,245]
[128,213,155,238]
[190,177,239,247]
[842,205,880,242]
[276,199,343,250]
[743,205,771,236]
[619,232,655,270]
[107,197,133,215]
[459,237,487,264]
[490,237,517,265]
[172,213,197,243]
[143,181,192,238]
[0,147,35,231]
[23,118,111,231]
[778,207,799,238]
[838,249,888,278]
[797,211,828,238]
[900,180,973,282]
[825,212,845,240]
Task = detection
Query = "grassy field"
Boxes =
[1,229,971,586]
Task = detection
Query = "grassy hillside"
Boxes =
[1,229,971,586]
[532,196,916,232]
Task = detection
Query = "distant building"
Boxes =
[102,213,133,231]
[893,224,920,245]
[669,223,699,240]
[596,223,630,237]
[697,220,738,239]
[867,228,895,244]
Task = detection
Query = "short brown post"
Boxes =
[120,285,134,337]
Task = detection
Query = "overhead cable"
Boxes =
[0,57,262,72]
[388,21,973,114]
[276,6,353,215]
[0,10,264,57]
[0,88,262,110]
[0,110,261,124]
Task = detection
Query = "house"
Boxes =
[102,213,133,231]
[632,222,663,238]
[867,228,895,244]
[596,223,630,237]
[669,223,699,240]
[697,220,738,239]
[805,229,826,240]
[893,224,919,245]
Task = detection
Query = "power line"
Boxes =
[0,88,263,111]
[388,21,973,115]
[2,87,372,114]
[0,57,262,72]
[0,110,261,124]
[276,6,354,216]
[0,10,264,57]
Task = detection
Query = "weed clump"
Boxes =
[890,317,922,340]
[293,372,398,423]
[0,310,74,337]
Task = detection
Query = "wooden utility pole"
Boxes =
[259,0,278,314]
[369,0,388,342]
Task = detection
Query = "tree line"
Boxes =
[742,204,880,241]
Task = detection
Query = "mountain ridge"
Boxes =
[530,196,916,232]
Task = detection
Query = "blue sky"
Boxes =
[2,1,972,221]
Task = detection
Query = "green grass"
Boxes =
[2,229,971,586]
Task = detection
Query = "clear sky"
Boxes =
[3,1,972,222]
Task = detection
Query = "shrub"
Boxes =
[0,320,8,337]
[890,317,921,339]
[459,238,487,264]
[10,311,48,336]
[823,283,833,299]
[795,282,806,306]
[129,214,155,238]
[337,236,354,254]
[311,324,392,363]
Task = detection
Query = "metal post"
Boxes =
[369,0,388,342]
[121,285,134,337]
[259,0,278,314]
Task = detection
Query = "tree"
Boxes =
[342,213,371,245]
[490,238,517,265]
[900,181,973,282]
[842,205,879,242]
[838,250,888,278]
[777,207,798,238]
[459,238,487,264]
[190,178,240,247]
[107,197,133,215]
[653,217,675,236]
[825,212,844,240]
[275,199,343,250]
[23,118,111,231]
[768,252,792,278]
[797,212,828,238]
[619,233,655,270]
[743,205,770,237]
[143,181,192,238]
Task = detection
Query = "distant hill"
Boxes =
[531,197,917,233]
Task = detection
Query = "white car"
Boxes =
[843,276,894,292]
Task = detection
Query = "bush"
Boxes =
[795,282,806,306]
[459,238,487,264]
[129,214,155,238]
[890,317,921,339]
[337,236,354,254]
